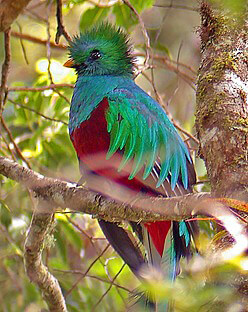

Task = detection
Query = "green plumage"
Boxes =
[68,22,134,76]
[105,85,191,189]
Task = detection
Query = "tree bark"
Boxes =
[24,212,67,312]
[0,155,211,222]
[196,2,248,200]
[195,1,248,300]
[0,0,32,32]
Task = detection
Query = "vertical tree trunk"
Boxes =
[195,1,248,301]
[195,2,248,201]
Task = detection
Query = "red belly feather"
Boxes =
[70,97,110,158]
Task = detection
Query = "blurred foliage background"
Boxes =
[0,0,247,311]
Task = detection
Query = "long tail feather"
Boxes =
[98,220,145,276]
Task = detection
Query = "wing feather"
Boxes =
[143,136,158,180]
[129,136,145,179]
[106,121,120,159]
[106,84,192,190]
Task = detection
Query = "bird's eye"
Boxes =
[90,49,101,60]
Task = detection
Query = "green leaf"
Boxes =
[24,279,40,305]
[57,219,83,250]
[114,0,155,29]
[130,0,155,13]
[0,200,12,228]
[54,230,67,264]
[113,3,138,29]
[79,7,110,32]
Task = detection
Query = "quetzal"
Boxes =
[64,22,196,302]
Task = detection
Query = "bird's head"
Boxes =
[64,22,134,77]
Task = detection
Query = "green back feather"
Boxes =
[106,81,191,190]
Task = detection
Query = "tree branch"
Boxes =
[0,28,10,117]
[123,0,151,66]
[55,0,71,44]
[0,0,32,32]
[0,156,210,222]
[8,83,73,92]
[24,212,67,312]
[11,31,67,49]
[2,154,247,309]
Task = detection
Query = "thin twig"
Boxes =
[3,266,22,292]
[55,0,71,44]
[16,23,29,65]
[0,29,11,118]
[46,1,53,84]
[92,263,126,311]
[153,3,198,12]
[65,244,110,297]
[54,269,132,292]
[123,0,151,66]
[8,84,74,92]
[133,51,196,76]
[26,1,47,12]
[46,5,71,105]
[174,122,199,145]
[0,223,18,247]
[24,6,48,23]
[66,215,100,251]
[133,52,196,76]
[0,118,32,168]
[195,180,210,185]
[1,133,17,161]
[139,70,199,145]
[11,31,67,49]
[135,57,195,90]
[8,98,68,125]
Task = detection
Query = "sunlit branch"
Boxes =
[1,155,247,262]
[8,84,74,92]
[11,31,67,50]
[0,156,210,222]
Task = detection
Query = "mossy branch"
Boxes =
[0,155,211,222]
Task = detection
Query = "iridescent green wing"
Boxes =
[106,82,191,190]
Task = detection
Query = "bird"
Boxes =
[64,22,196,308]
